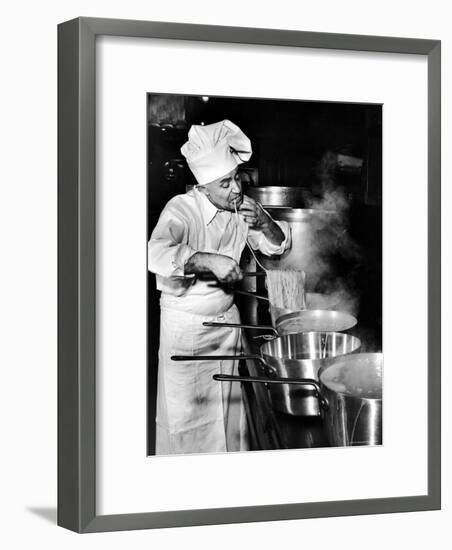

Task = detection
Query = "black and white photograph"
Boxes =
[2,0,445,540]
[146,93,382,456]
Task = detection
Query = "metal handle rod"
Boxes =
[171,354,263,362]
[242,271,267,277]
[213,374,328,409]
[213,374,319,388]
[202,321,278,335]
[198,271,265,281]
[232,289,270,301]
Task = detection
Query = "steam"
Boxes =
[302,152,363,317]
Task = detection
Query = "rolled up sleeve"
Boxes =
[147,205,197,278]
[248,219,291,257]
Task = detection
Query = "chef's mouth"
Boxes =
[231,195,243,206]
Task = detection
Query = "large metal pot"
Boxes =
[247,186,309,208]
[256,208,337,291]
[172,331,361,416]
[316,352,382,446]
[252,331,361,416]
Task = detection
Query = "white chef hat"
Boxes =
[180,119,252,185]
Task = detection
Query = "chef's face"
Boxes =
[199,168,243,211]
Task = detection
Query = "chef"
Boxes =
[148,119,291,455]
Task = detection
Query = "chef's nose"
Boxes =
[231,179,241,194]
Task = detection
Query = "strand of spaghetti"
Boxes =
[266,269,306,310]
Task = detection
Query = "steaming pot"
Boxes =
[313,352,383,446]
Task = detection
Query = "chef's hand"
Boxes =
[209,255,243,284]
[238,195,285,246]
[238,196,271,229]
[185,252,242,284]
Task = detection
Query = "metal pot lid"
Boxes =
[275,309,357,335]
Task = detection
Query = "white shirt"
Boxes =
[148,187,291,315]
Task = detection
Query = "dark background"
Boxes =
[147,93,382,454]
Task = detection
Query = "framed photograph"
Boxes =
[58,17,441,532]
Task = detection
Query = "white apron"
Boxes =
[155,303,249,455]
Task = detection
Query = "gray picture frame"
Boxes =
[57,16,441,533]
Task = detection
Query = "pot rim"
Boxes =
[318,352,383,401]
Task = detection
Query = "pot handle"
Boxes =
[252,334,278,342]
[171,354,264,364]
[292,380,329,410]
[213,374,329,409]
[202,321,278,336]
[231,289,270,302]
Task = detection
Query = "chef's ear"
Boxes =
[197,184,210,197]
